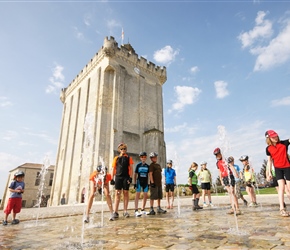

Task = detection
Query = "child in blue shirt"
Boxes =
[164,160,176,209]
[3,171,25,225]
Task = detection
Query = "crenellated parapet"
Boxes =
[62,36,167,99]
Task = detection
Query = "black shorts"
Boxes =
[165,184,174,192]
[271,176,278,187]
[222,175,235,187]
[201,182,211,190]
[275,167,290,181]
[115,177,130,190]
[191,184,199,194]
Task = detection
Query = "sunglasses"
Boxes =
[120,148,127,150]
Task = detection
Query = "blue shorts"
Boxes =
[136,182,149,193]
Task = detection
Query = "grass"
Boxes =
[241,187,277,195]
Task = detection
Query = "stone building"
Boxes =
[0,163,54,209]
[50,36,167,206]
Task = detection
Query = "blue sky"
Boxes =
[1,1,290,198]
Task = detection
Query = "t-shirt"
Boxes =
[164,167,176,184]
[149,162,162,187]
[217,159,232,178]
[266,140,290,168]
[233,164,241,181]
[9,180,25,198]
[244,165,255,182]
[89,171,112,185]
[197,169,212,183]
[135,162,149,186]
[189,169,198,185]
[112,154,134,177]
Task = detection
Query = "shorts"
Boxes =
[150,186,163,200]
[270,176,278,187]
[191,184,199,194]
[165,184,174,192]
[222,175,235,187]
[235,180,242,199]
[275,167,290,181]
[201,182,211,190]
[4,198,22,215]
[136,181,149,193]
[115,177,130,190]
[246,181,255,188]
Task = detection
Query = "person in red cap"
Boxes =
[213,148,241,215]
[265,130,290,217]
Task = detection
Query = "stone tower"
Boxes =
[50,36,167,206]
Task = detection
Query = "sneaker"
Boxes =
[243,200,248,206]
[112,212,119,219]
[11,219,19,225]
[2,220,8,226]
[141,209,147,214]
[84,217,89,223]
[157,207,167,214]
[147,209,156,215]
[123,212,130,218]
[203,203,208,208]
[209,203,214,207]
[135,211,142,217]
[253,202,258,207]
[248,202,254,207]
[109,213,115,221]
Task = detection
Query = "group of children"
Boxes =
[3,129,289,225]
[188,151,258,214]
[84,143,173,222]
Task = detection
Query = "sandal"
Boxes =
[227,209,235,214]
[280,209,289,217]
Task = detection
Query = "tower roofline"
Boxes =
[61,36,167,101]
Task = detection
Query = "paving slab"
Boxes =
[1,194,289,249]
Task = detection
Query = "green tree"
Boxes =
[215,176,221,186]
[260,159,267,179]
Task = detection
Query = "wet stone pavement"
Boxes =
[1,195,290,249]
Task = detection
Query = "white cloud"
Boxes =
[170,86,202,112]
[252,20,290,71]
[46,64,65,94]
[25,132,58,145]
[165,123,188,133]
[72,26,85,40]
[271,96,290,106]
[238,11,290,71]
[153,45,179,65]
[238,11,273,48]
[107,19,121,29]
[190,66,199,74]
[214,81,229,99]
[2,130,18,141]
[166,120,267,185]
[84,13,92,26]
[0,96,12,107]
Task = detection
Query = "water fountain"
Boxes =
[217,125,240,234]
[34,156,51,226]
[174,152,181,216]
[80,112,95,246]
